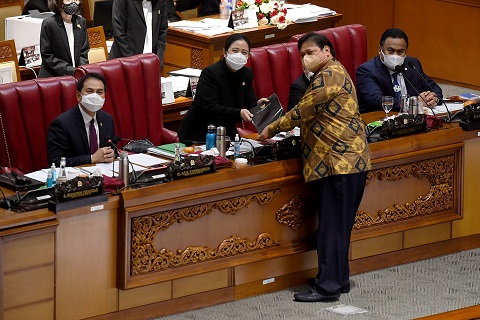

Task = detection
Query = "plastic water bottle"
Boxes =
[206,124,216,150]
[50,162,56,185]
[57,157,67,182]
[234,134,240,158]
[46,170,53,187]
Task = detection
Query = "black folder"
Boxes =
[250,93,285,133]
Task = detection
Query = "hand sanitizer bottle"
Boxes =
[234,134,240,158]
[50,163,56,185]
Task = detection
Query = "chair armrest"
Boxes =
[161,127,178,144]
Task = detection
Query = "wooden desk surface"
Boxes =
[164,13,342,73]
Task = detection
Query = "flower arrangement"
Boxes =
[235,0,291,30]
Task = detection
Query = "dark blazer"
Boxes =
[356,55,443,113]
[175,0,219,17]
[47,106,115,167]
[39,14,89,78]
[109,0,168,65]
[287,74,310,111]
[177,59,257,142]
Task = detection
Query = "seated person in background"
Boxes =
[288,39,336,111]
[22,0,50,15]
[356,28,442,113]
[178,34,267,143]
[39,0,89,77]
[174,0,219,18]
[47,73,115,167]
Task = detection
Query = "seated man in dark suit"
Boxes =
[47,73,116,167]
[287,39,336,111]
[356,28,442,113]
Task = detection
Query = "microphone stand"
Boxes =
[407,62,452,123]
[394,65,436,116]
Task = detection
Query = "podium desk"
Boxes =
[163,13,342,74]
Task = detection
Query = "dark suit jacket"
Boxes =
[175,0,219,17]
[109,0,168,65]
[22,0,49,15]
[47,106,115,167]
[356,56,443,113]
[177,59,257,142]
[287,74,310,111]
[39,14,89,78]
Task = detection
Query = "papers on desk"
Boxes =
[168,68,202,77]
[285,4,336,23]
[427,102,464,118]
[127,153,170,167]
[169,19,233,36]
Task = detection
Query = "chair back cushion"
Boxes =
[0,76,78,173]
[74,53,170,146]
[289,24,368,85]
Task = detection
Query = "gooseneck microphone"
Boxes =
[407,61,452,123]
[394,65,436,116]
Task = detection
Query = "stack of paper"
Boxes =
[285,4,336,23]
[169,19,233,36]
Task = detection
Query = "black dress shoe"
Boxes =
[294,288,340,303]
[307,278,352,294]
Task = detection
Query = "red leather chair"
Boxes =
[0,76,78,173]
[74,53,177,146]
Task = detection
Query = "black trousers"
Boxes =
[310,171,368,295]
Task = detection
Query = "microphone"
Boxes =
[407,61,452,123]
[394,65,435,116]
[0,167,20,208]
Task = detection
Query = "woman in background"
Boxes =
[178,34,266,143]
[39,0,89,77]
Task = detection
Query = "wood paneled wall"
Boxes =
[309,0,480,89]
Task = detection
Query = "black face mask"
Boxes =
[63,2,79,15]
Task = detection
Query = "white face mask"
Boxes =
[380,50,405,70]
[81,93,105,113]
[225,52,248,71]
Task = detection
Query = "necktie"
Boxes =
[89,119,98,154]
[392,72,401,110]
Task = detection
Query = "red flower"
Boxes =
[255,0,262,5]
[257,12,264,19]
[281,8,287,14]
[270,10,278,17]
[237,0,244,6]
[278,15,286,23]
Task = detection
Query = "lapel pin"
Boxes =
[77,24,81,28]
[99,122,103,127]
[242,82,245,86]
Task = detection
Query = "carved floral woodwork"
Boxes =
[355,155,456,229]
[130,190,279,275]
[276,195,307,231]
[191,48,203,69]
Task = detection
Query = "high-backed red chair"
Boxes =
[247,24,368,112]
[74,53,177,146]
[289,24,368,86]
[0,77,78,173]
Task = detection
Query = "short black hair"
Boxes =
[380,28,409,48]
[224,34,251,52]
[297,32,336,58]
[76,73,107,92]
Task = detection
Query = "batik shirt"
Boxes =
[267,59,371,182]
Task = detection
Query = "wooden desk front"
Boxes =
[3,116,480,319]
[163,14,343,74]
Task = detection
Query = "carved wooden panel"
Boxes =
[191,48,203,69]
[87,31,102,47]
[355,154,456,229]
[130,190,279,275]
[0,45,14,60]
[276,195,307,231]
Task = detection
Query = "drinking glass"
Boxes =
[382,96,394,120]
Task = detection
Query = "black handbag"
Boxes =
[271,135,301,160]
